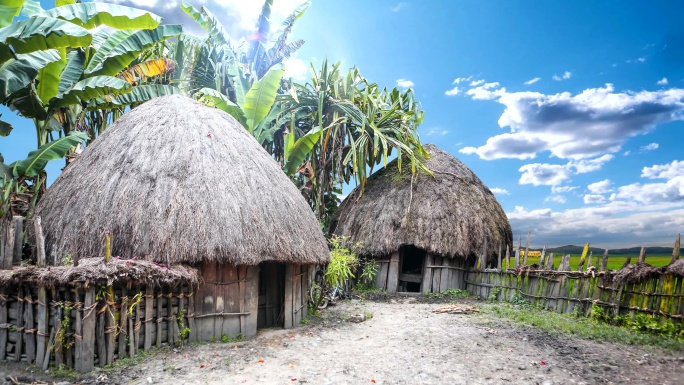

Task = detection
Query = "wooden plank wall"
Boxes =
[422,255,468,293]
[194,262,258,340]
[284,264,309,328]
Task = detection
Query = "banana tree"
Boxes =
[0,131,87,217]
[179,1,307,135]
[0,0,181,216]
[277,59,429,225]
[0,1,181,142]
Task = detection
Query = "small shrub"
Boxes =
[359,259,378,285]
[510,292,529,306]
[487,287,502,302]
[326,236,361,288]
[301,317,310,325]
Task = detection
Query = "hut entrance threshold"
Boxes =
[257,262,285,328]
[398,245,426,292]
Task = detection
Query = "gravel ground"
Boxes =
[2,298,682,385]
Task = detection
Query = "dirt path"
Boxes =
[2,299,683,385]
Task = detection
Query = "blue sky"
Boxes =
[3,0,684,248]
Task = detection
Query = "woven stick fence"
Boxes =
[467,235,684,324]
[0,284,195,370]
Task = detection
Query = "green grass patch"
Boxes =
[424,288,470,299]
[511,254,672,270]
[481,303,684,350]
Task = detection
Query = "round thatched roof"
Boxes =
[330,144,512,261]
[34,95,329,266]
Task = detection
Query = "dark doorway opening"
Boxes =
[257,262,285,328]
[398,245,426,292]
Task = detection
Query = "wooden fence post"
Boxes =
[601,249,609,272]
[638,247,647,264]
[34,217,45,267]
[539,245,547,269]
[2,219,15,269]
[104,234,116,365]
[12,216,23,265]
[497,244,502,271]
[504,247,510,270]
[670,234,680,264]
[523,231,530,266]
[545,252,554,270]
[514,236,521,268]
[578,243,589,272]
[81,288,95,372]
[0,287,7,361]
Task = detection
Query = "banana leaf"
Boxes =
[283,125,322,176]
[53,75,131,108]
[35,47,67,103]
[42,2,161,30]
[0,0,24,28]
[7,85,47,120]
[180,2,229,46]
[0,16,91,56]
[84,25,182,77]
[0,116,12,136]
[195,87,246,126]
[88,84,179,110]
[57,49,85,95]
[12,131,88,178]
[0,49,61,101]
[19,0,42,17]
[243,67,284,132]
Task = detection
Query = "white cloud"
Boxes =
[452,76,473,84]
[426,128,449,136]
[588,179,612,194]
[637,57,646,63]
[641,160,684,179]
[524,77,541,85]
[490,188,509,195]
[545,195,567,204]
[640,142,659,152]
[519,163,572,186]
[615,177,684,205]
[517,155,613,186]
[657,77,669,85]
[470,80,485,86]
[283,57,309,81]
[444,86,460,96]
[624,150,631,156]
[552,71,572,81]
[391,2,408,12]
[583,194,607,204]
[551,185,579,194]
[396,78,415,89]
[507,203,684,247]
[455,82,684,160]
[508,160,684,247]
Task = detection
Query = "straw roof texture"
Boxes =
[331,144,512,261]
[0,258,200,288]
[665,258,684,277]
[32,95,329,265]
[612,262,661,284]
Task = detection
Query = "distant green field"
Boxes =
[507,254,672,271]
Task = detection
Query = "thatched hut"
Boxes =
[32,95,329,338]
[330,144,512,293]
